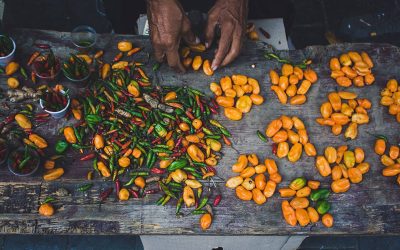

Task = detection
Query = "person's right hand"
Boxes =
[146,0,199,72]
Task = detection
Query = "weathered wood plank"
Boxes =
[0,29,399,235]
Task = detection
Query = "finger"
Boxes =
[204,13,218,49]
[221,30,243,67]
[211,24,233,71]
[166,50,185,73]
[182,17,199,45]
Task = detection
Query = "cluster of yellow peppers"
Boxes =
[374,138,400,185]
[380,79,400,123]
[210,74,264,121]
[269,64,318,105]
[279,178,333,228]
[329,51,375,87]
[316,91,371,140]
[265,115,316,162]
[226,155,281,205]
[315,145,369,193]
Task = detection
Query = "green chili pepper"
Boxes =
[188,88,205,96]
[367,132,388,142]
[191,210,207,215]
[196,197,208,210]
[257,130,268,142]
[202,127,213,135]
[310,188,330,202]
[42,197,55,204]
[18,155,31,169]
[176,196,183,214]
[204,135,221,140]
[93,158,99,174]
[168,182,182,189]
[156,196,165,205]
[152,62,161,71]
[129,171,149,177]
[124,177,136,186]
[197,188,202,199]
[168,158,188,171]
[77,183,93,192]
[55,140,69,154]
[316,200,331,215]
[161,195,171,206]
[154,124,167,137]
[219,127,231,137]
[20,67,28,80]
[159,181,178,199]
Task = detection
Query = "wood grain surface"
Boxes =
[0,29,399,235]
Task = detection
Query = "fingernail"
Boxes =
[205,42,209,48]
[212,65,218,71]
[195,36,200,44]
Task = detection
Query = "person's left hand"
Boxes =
[204,0,248,71]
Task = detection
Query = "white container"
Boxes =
[39,90,71,119]
[0,35,16,67]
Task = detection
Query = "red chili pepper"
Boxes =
[113,140,123,148]
[99,187,113,201]
[4,114,15,124]
[272,143,278,155]
[129,189,139,198]
[144,189,159,195]
[113,52,123,62]
[121,90,133,97]
[174,137,183,149]
[185,110,195,120]
[31,71,36,83]
[35,113,50,118]
[74,120,85,128]
[195,95,204,113]
[222,135,232,146]
[213,194,222,206]
[151,137,162,144]
[209,106,218,114]
[27,51,40,66]
[80,153,95,161]
[206,166,216,174]
[210,99,218,109]
[115,179,121,198]
[151,168,166,174]
[34,43,51,49]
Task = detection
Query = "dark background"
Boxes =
[3,0,400,48]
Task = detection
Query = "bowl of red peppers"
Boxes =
[0,138,9,167]
[32,49,61,83]
[39,87,70,119]
[7,146,40,177]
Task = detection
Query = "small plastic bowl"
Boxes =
[0,141,9,167]
[39,90,71,119]
[32,56,62,83]
[7,148,40,177]
[71,25,97,51]
[63,65,91,87]
[0,35,16,67]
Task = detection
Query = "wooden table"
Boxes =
[0,29,399,235]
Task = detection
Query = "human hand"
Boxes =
[205,0,248,71]
[146,0,199,72]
